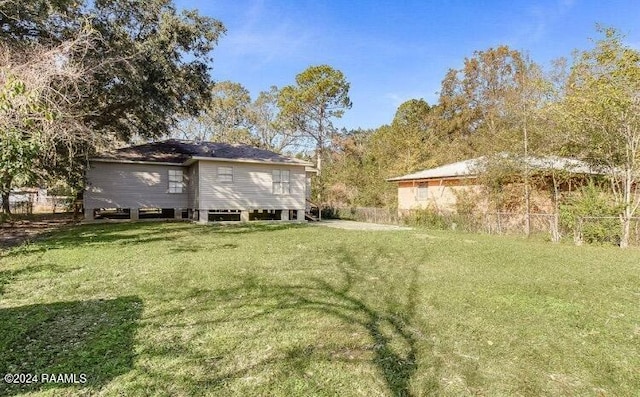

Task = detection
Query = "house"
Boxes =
[387,155,601,213]
[84,140,315,222]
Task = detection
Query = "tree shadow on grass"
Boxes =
[2,221,310,257]
[288,246,422,396]
[0,296,143,395]
[144,245,433,396]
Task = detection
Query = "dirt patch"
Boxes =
[0,214,77,249]
[313,219,412,231]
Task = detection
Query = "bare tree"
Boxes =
[247,86,302,153]
[0,26,112,213]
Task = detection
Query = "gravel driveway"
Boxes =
[313,219,412,231]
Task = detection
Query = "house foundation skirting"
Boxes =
[84,207,306,223]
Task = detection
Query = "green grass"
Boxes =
[1,222,639,396]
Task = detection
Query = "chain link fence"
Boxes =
[2,195,73,214]
[574,216,640,246]
[324,206,639,247]
[322,206,401,224]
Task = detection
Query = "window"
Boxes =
[417,183,428,200]
[281,170,290,194]
[168,170,184,193]
[272,169,290,194]
[272,170,282,194]
[218,166,233,182]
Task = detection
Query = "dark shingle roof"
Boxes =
[94,140,311,165]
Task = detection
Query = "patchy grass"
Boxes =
[1,222,639,396]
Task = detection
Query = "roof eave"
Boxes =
[188,156,313,167]
[90,158,185,166]
[90,156,313,167]
[387,174,477,182]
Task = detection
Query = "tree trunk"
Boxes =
[620,213,631,249]
[1,191,9,214]
[523,122,531,237]
[551,175,561,243]
[316,146,323,222]
[524,180,531,236]
[1,174,12,214]
[619,169,633,248]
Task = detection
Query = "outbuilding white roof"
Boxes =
[387,155,601,182]
[387,158,481,182]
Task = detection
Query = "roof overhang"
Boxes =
[184,156,313,167]
[90,158,184,166]
[305,166,319,174]
[386,175,477,182]
[90,156,313,167]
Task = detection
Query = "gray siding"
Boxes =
[198,161,306,210]
[85,162,188,209]
[187,163,199,209]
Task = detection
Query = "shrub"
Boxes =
[322,206,399,224]
[453,189,485,231]
[402,207,449,229]
[560,182,622,245]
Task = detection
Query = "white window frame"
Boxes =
[168,169,184,194]
[218,166,233,183]
[272,169,290,195]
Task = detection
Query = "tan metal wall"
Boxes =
[397,179,479,212]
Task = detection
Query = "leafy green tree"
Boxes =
[436,46,553,235]
[323,98,438,208]
[0,130,40,213]
[323,129,396,207]
[206,81,252,143]
[1,0,226,141]
[0,0,224,211]
[436,46,529,154]
[247,86,301,153]
[278,66,351,165]
[383,99,440,175]
[507,54,552,235]
[560,27,640,248]
[176,81,253,144]
[278,65,351,204]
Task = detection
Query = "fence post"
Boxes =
[551,213,560,243]
[574,217,583,246]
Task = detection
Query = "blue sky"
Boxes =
[175,0,640,130]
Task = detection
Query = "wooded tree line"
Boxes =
[322,27,640,247]
[1,2,638,245]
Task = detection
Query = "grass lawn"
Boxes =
[1,222,639,396]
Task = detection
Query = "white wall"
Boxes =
[198,160,306,210]
[85,162,188,209]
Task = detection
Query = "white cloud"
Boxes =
[384,92,429,109]
[218,0,315,68]
[511,0,577,46]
